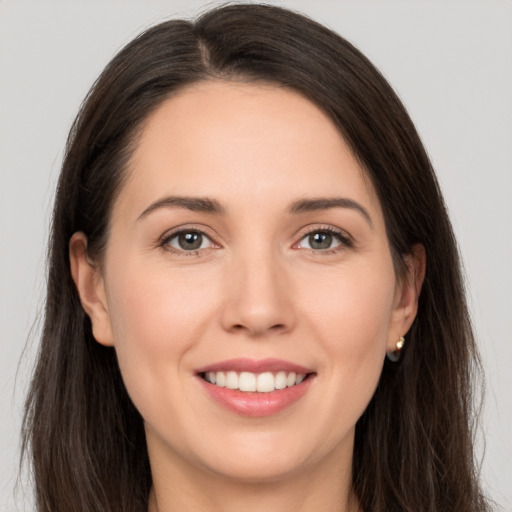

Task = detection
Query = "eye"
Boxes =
[296,228,352,252]
[164,230,214,252]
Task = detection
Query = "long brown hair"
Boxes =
[22,4,491,511]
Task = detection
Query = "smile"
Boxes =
[201,371,307,392]
[196,358,315,417]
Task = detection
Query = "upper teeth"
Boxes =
[204,371,306,393]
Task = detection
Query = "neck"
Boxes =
[147,438,360,512]
[148,476,360,512]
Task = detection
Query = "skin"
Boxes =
[70,81,425,512]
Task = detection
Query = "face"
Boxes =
[72,81,419,486]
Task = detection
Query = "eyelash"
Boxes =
[160,227,217,257]
[160,225,353,257]
[295,226,353,254]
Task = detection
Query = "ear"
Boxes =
[386,243,426,353]
[69,232,114,346]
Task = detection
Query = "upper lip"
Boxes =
[195,358,313,375]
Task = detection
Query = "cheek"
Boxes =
[108,260,213,337]
[104,265,217,402]
[305,258,394,336]
[300,259,395,400]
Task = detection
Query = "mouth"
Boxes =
[195,358,316,417]
[199,370,310,393]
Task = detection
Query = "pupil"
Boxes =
[310,232,332,249]
[178,232,202,250]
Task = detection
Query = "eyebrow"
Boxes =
[137,196,225,220]
[137,195,373,228]
[288,197,373,228]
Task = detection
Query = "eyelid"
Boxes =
[294,225,354,251]
[157,223,353,256]
[159,224,220,254]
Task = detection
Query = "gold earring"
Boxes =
[386,336,405,363]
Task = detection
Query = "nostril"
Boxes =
[229,322,287,336]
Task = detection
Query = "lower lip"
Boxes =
[198,376,315,418]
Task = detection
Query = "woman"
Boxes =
[22,4,492,511]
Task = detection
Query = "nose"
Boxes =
[220,249,296,338]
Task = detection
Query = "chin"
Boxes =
[186,424,352,486]
[203,451,310,485]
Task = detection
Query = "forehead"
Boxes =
[115,80,382,224]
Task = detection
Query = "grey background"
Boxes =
[1,1,511,510]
